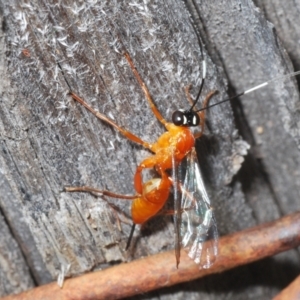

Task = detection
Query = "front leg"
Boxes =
[184,86,218,138]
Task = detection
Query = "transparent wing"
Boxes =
[174,147,218,269]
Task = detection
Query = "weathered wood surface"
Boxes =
[0,0,299,299]
[3,213,300,300]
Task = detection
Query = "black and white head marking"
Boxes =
[172,109,200,127]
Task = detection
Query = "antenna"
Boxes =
[196,70,300,112]
[171,1,208,127]
[184,2,206,111]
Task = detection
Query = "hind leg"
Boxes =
[134,154,168,194]
[184,86,217,138]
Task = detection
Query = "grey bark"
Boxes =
[0,0,299,299]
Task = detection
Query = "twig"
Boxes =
[2,211,300,300]
[272,274,300,300]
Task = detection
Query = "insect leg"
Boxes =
[184,86,217,138]
[65,186,136,232]
[70,92,153,151]
[65,186,138,199]
[133,154,165,194]
[123,52,168,127]
[196,90,217,135]
[184,85,194,106]
[59,60,154,150]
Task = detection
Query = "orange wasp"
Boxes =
[63,46,219,268]
[63,46,300,269]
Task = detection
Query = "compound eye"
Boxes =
[172,110,186,126]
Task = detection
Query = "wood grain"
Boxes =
[2,212,300,300]
[0,0,299,299]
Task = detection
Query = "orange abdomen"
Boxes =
[131,177,171,224]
